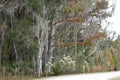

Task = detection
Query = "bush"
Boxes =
[60,55,76,73]
[50,55,76,75]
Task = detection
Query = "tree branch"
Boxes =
[86,42,99,59]
[0,0,9,8]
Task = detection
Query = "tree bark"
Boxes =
[47,22,56,73]
[34,12,49,77]
[13,43,18,75]
[0,23,5,67]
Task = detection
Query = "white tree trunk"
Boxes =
[34,12,49,77]
[47,23,56,73]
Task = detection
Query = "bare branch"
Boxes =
[87,42,98,58]
[54,17,83,27]
[0,0,9,8]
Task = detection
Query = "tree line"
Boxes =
[0,0,119,78]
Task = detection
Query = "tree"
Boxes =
[0,0,115,77]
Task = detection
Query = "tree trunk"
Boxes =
[0,39,3,67]
[0,23,5,67]
[47,22,56,73]
[34,12,49,77]
[13,43,19,75]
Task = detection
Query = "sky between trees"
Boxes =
[108,0,120,37]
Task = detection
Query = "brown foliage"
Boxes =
[55,17,83,25]
[87,65,114,73]
[56,32,106,47]
[95,0,108,10]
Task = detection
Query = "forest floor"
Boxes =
[34,71,120,80]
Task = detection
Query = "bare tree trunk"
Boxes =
[32,57,37,77]
[0,23,5,67]
[0,47,1,67]
[47,23,56,73]
[37,18,43,77]
[13,43,19,75]
[0,41,2,67]
[0,38,3,67]
[34,12,49,77]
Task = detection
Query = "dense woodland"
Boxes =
[0,0,120,78]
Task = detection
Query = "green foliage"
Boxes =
[75,55,89,73]
[7,16,38,56]
[45,0,63,7]
[20,60,32,75]
[113,56,120,70]
[5,63,16,74]
[5,16,38,75]
[45,0,63,19]
[50,64,62,76]
[27,0,43,13]
[113,39,118,49]
[8,17,33,41]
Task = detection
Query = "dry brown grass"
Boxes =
[87,65,114,73]
[0,75,34,80]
